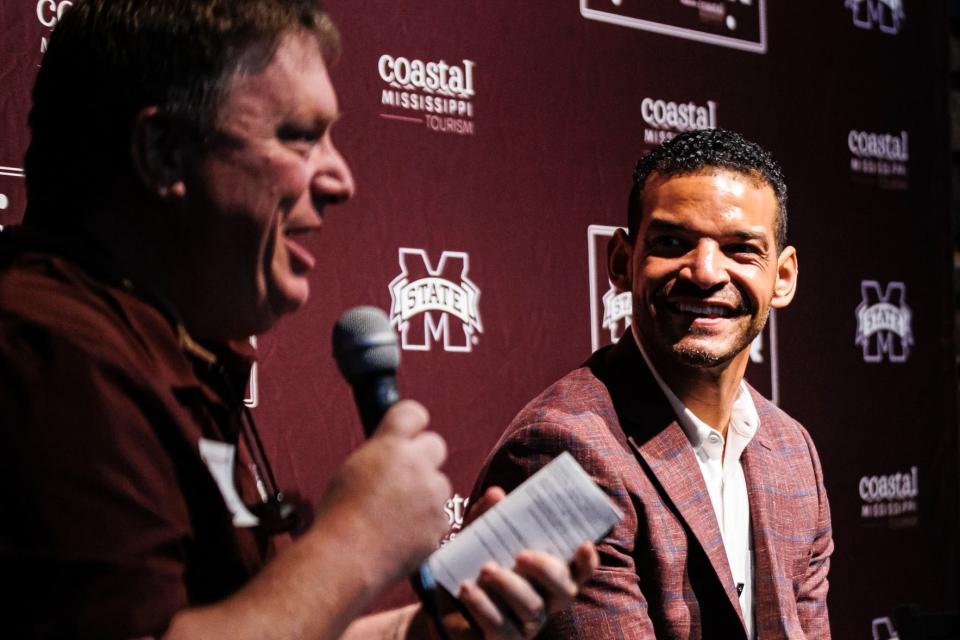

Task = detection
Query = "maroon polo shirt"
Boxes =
[0,228,274,638]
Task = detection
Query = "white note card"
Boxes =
[427,452,623,595]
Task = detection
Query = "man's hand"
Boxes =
[431,487,600,639]
[315,400,452,584]
[453,543,598,639]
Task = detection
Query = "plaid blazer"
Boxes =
[471,331,833,639]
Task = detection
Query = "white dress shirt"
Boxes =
[634,333,758,638]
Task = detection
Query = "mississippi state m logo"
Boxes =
[845,0,905,35]
[388,248,483,352]
[855,280,913,363]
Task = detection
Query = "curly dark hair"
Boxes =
[24,0,340,225]
[628,128,789,251]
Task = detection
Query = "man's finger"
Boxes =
[464,486,506,526]
[475,562,546,633]
[513,551,578,611]
[570,542,599,586]
[372,399,430,438]
[457,579,517,639]
[410,430,448,468]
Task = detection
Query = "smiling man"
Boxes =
[0,1,596,638]
[471,129,833,639]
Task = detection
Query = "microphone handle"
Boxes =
[351,374,453,639]
[352,374,400,437]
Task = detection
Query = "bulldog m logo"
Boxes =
[855,280,913,363]
[388,248,483,352]
[845,0,905,35]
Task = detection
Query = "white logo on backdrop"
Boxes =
[846,0,905,35]
[37,0,74,53]
[580,0,768,54]
[847,129,909,189]
[602,288,633,344]
[389,248,483,352]
[244,336,259,408]
[859,466,919,521]
[855,280,913,363]
[440,493,471,546]
[378,54,477,136]
[871,617,901,640]
[641,97,718,146]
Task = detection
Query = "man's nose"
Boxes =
[311,138,356,206]
[679,239,729,289]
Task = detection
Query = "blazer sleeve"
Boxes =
[470,419,658,640]
[795,427,834,638]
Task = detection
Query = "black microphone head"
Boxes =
[332,306,400,381]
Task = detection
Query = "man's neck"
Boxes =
[641,339,750,436]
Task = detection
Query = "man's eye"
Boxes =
[647,236,683,249]
[726,243,761,256]
[277,125,321,146]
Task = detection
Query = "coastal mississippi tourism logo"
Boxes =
[581,0,767,54]
[587,224,781,402]
[388,248,483,352]
[846,0,905,35]
[855,280,913,363]
[640,95,718,147]
[848,129,909,190]
[377,54,477,136]
[859,465,919,527]
[37,0,75,53]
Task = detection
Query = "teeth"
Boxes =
[674,302,732,317]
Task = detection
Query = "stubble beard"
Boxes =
[639,297,769,370]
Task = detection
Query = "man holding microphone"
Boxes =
[0,1,597,637]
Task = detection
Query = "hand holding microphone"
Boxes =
[322,307,451,582]
[331,306,599,640]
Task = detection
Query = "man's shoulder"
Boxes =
[0,248,183,377]
[506,351,642,449]
[513,363,614,425]
[747,385,821,458]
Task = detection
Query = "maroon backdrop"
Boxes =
[2,2,957,637]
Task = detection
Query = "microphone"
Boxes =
[332,306,454,640]
[332,306,401,438]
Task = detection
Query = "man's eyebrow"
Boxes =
[732,229,767,243]
[285,110,342,129]
[645,219,769,246]
[645,219,687,234]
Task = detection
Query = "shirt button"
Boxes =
[709,434,722,443]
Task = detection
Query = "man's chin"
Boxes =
[669,344,737,368]
[268,276,310,314]
[253,282,308,337]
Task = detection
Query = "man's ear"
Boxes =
[607,228,634,292]
[130,107,188,201]
[771,245,798,309]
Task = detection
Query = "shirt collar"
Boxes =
[632,329,758,462]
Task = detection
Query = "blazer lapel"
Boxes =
[593,332,746,629]
[741,391,790,635]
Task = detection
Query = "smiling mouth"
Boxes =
[666,300,742,319]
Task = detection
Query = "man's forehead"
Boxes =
[645,166,771,193]
[640,168,778,232]
[218,31,338,123]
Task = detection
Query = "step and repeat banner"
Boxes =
[1,1,957,636]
